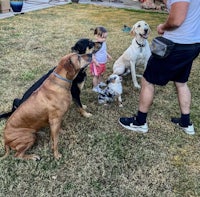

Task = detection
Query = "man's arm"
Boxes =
[157,1,189,34]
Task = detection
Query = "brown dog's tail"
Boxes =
[0,145,10,160]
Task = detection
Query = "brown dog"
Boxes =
[1,53,92,161]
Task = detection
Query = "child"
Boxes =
[90,26,112,93]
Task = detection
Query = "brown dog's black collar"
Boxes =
[49,78,71,91]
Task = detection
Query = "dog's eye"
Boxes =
[138,25,141,28]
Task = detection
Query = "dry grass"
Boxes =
[0,4,200,197]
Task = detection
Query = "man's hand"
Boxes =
[157,24,165,35]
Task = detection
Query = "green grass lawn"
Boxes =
[0,4,200,197]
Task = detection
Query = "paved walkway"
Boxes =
[0,0,141,19]
[80,0,141,9]
[0,0,68,19]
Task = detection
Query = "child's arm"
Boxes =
[107,52,112,61]
[92,54,100,66]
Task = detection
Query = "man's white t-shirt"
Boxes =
[164,0,200,44]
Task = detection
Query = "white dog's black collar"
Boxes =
[136,40,145,48]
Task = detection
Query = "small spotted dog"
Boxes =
[98,74,123,107]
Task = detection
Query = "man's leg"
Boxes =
[171,82,195,135]
[175,82,191,114]
[138,77,155,113]
[118,77,155,133]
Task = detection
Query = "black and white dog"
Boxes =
[0,38,102,119]
[70,39,102,117]
[98,74,123,107]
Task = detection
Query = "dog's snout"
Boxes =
[144,28,148,34]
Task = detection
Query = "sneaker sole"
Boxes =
[175,125,195,135]
[179,125,195,135]
[172,121,195,135]
[118,119,148,133]
[182,128,195,135]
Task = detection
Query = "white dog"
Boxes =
[113,20,151,89]
[98,74,123,107]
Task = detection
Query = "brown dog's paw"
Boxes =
[54,152,62,160]
[31,155,41,161]
[18,154,41,161]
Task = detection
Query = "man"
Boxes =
[119,0,200,135]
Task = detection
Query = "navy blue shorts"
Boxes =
[143,43,200,86]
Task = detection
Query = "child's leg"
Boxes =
[92,75,103,93]
[98,75,103,84]
[98,74,107,87]
[98,64,106,84]
[93,75,99,88]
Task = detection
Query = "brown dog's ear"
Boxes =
[56,54,77,79]
[63,59,70,69]
[58,55,75,77]
[63,58,75,73]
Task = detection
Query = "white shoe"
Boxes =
[92,86,99,93]
[118,116,148,133]
[92,86,103,94]
[182,124,195,135]
[171,117,195,135]
[99,82,106,87]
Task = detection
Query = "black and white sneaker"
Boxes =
[171,117,195,135]
[118,116,148,133]
[99,82,107,88]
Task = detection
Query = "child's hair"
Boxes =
[94,26,107,37]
